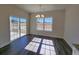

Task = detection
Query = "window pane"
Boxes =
[20,18,27,36]
[44,17,53,31]
[37,18,44,30]
[10,16,19,23]
[9,16,19,41]
[45,17,52,23]
[37,18,43,23]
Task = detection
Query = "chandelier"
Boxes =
[35,5,45,18]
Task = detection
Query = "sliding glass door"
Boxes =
[20,18,27,37]
[9,16,27,42]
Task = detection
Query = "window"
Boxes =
[36,17,53,31]
[44,17,53,31]
[37,18,44,30]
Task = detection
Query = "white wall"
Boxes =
[0,5,29,48]
[30,10,65,38]
[64,5,79,54]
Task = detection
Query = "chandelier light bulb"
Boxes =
[41,14,44,18]
[36,14,40,18]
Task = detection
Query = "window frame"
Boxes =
[36,17,53,32]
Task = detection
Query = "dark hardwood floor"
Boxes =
[0,34,72,55]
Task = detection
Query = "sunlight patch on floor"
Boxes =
[25,37,56,55]
[40,44,56,55]
[25,42,40,52]
[42,39,54,45]
[32,37,42,43]
[40,39,56,55]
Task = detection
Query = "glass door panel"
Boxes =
[10,16,19,41]
[20,18,27,37]
[10,16,27,42]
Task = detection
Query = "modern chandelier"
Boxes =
[35,5,45,18]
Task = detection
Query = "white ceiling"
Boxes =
[16,4,69,13]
